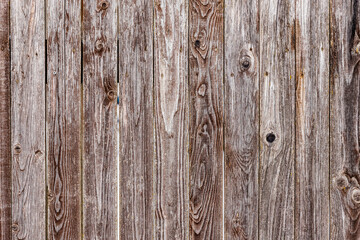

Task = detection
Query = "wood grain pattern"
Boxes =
[224,0,259,239]
[259,0,295,239]
[82,0,118,239]
[0,0,11,239]
[154,0,189,239]
[119,0,154,239]
[189,0,223,239]
[46,0,81,239]
[330,0,360,239]
[295,0,330,239]
[10,0,46,239]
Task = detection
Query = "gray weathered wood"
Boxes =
[10,0,46,239]
[119,0,154,239]
[189,0,223,239]
[153,0,189,239]
[46,0,81,238]
[224,0,259,238]
[0,0,11,238]
[82,1,118,239]
[259,0,295,239]
[330,1,360,239]
[295,0,330,239]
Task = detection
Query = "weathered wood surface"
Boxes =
[10,0,46,239]
[119,0,154,239]
[189,0,224,239]
[295,0,330,239]
[330,0,360,239]
[82,1,118,239]
[46,0,81,239]
[154,0,189,239]
[224,0,259,238]
[259,0,295,239]
[0,0,11,239]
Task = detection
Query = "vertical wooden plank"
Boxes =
[259,0,295,239]
[119,0,154,239]
[153,0,189,239]
[10,0,46,239]
[82,0,118,239]
[0,0,11,239]
[46,0,81,239]
[295,0,330,239]
[189,0,223,239]
[330,1,360,239]
[224,0,259,238]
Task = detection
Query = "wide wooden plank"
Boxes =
[82,1,118,239]
[153,0,188,239]
[330,1,360,239]
[259,0,295,239]
[224,0,259,238]
[10,0,46,239]
[295,0,330,239]
[189,0,224,239]
[119,0,154,239]
[46,0,81,239]
[0,0,11,239]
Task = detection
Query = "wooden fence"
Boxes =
[0,0,359,239]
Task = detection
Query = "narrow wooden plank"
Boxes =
[10,0,46,239]
[119,0,154,239]
[0,0,11,239]
[224,0,259,238]
[259,0,295,239]
[295,0,330,239]
[153,0,189,239]
[82,1,118,239]
[46,0,81,238]
[330,1,360,239]
[189,0,223,239]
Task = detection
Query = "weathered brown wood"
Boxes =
[330,1,360,239]
[0,0,11,239]
[224,0,259,238]
[10,0,46,239]
[153,0,189,239]
[189,0,223,239]
[82,1,118,239]
[295,0,330,239]
[259,0,295,239]
[119,0,154,239]
[46,0,81,239]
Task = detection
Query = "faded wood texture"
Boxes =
[82,0,118,239]
[0,0,11,239]
[154,0,189,239]
[46,0,81,239]
[259,0,295,239]
[295,0,330,239]
[330,0,360,239]
[224,0,259,238]
[189,0,224,239]
[119,0,154,239]
[10,0,46,239]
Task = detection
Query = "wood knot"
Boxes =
[107,90,116,101]
[34,150,43,161]
[14,144,21,154]
[240,56,251,72]
[95,39,105,53]
[97,0,109,12]
[194,40,201,48]
[11,223,19,233]
[335,175,349,190]
[266,133,276,143]
[352,189,360,204]
[197,83,206,97]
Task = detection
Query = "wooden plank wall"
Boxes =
[2,0,360,239]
